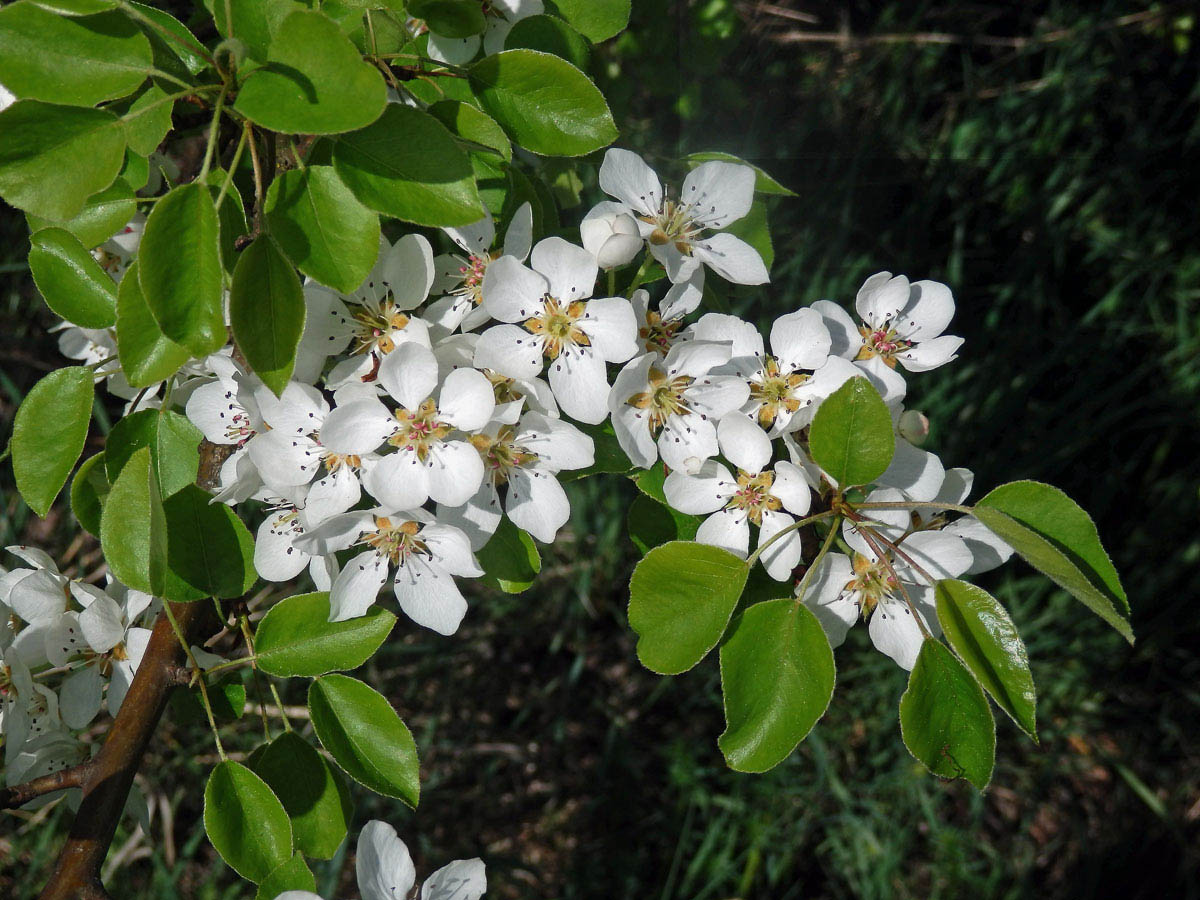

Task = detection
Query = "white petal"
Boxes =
[896,335,963,372]
[393,557,468,635]
[425,30,481,64]
[473,324,545,380]
[437,367,495,431]
[422,858,487,900]
[9,570,68,625]
[598,148,662,217]
[357,820,416,900]
[445,210,495,256]
[770,461,812,516]
[548,346,610,425]
[663,339,731,379]
[770,307,831,372]
[659,268,704,320]
[944,516,1014,575]
[6,545,58,572]
[518,412,594,470]
[329,551,390,622]
[695,508,750,558]
[854,355,907,405]
[248,431,322,490]
[854,272,908,329]
[45,611,89,665]
[321,399,397,454]
[810,299,860,359]
[185,381,241,445]
[296,510,373,555]
[692,232,769,285]
[436,483,503,550]
[254,512,310,582]
[801,553,857,647]
[663,460,734,514]
[680,161,755,229]
[757,508,802,581]
[79,595,126,653]
[481,255,547,322]
[896,279,954,342]
[501,202,533,259]
[60,666,103,730]
[577,297,638,363]
[420,523,483,577]
[304,465,361,525]
[895,530,973,581]
[690,312,763,359]
[717,412,771,474]
[255,382,329,436]
[425,441,485,507]
[686,375,750,418]
[379,342,439,411]
[363,450,430,510]
[506,466,570,543]
[658,413,718,474]
[868,595,930,671]
[530,236,597,302]
[650,240,700,284]
[877,439,945,502]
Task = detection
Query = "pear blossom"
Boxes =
[580,201,643,269]
[815,272,963,402]
[297,509,483,632]
[185,354,269,502]
[608,341,749,474]
[439,410,595,547]
[596,149,768,285]
[321,343,494,511]
[253,491,337,589]
[631,271,704,357]
[474,236,638,424]
[426,203,533,335]
[434,333,558,424]
[425,0,542,64]
[92,212,145,282]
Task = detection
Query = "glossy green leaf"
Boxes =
[0,101,126,220]
[477,518,541,593]
[127,1,209,75]
[27,227,117,328]
[0,3,152,106]
[70,451,109,535]
[104,408,202,498]
[935,580,1037,738]
[12,366,94,517]
[628,541,749,675]
[255,855,317,900]
[975,481,1131,642]
[505,15,589,70]
[685,151,797,197]
[122,83,174,156]
[116,259,192,388]
[468,50,617,156]
[409,0,486,37]
[899,639,996,790]
[808,376,894,488]
[208,0,308,59]
[627,494,700,555]
[308,674,420,806]
[428,100,513,162]
[99,447,166,594]
[139,182,225,357]
[204,170,250,275]
[248,731,352,859]
[169,677,246,723]
[26,179,136,249]
[333,104,485,226]
[547,0,630,41]
[265,166,380,294]
[32,0,117,15]
[256,592,396,677]
[229,237,305,395]
[160,484,257,601]
[203,760,293,883]
[718,599,835,772]
[234,9,388,135]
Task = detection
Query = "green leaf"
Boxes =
[685,151,796,197]
[468,50,617,156]
[559,421,631,481]
[229,237,306,395]
[138,182,225,357]
[70,451,109,535]
[308,674,420,806]
[628,541,749,675]
[248,731,352,860]
[169,677,246,722]
[807,376,894,488]
[256,592,396,677]
[204,170,250,275]
[99,447,166,594]
[0,3,152,106]
[974,480,1129,642]
[333,104,485,226]
[722,199,772,271]
[27,227,117,328]
[265,166,380,294]
[427,100,512,161]
[477,518,541,593]
[718,599,835,772]
[899,639,996,790]
[31,0,117,15]
[207,0,308,59]
[12,366,94,517]
[26,179,137,249]
[627,493,699,555]
[121,150,150,192]
[546,0,630,41]
[255,855,317,900]
[203,760,293,883]
[234,9,388,135]
[116,259,192,388]
[0,101,126,220]
[160,484,257,601]
[505,15,590,71]
[935,580,1037,738]
[104,408,202,498]
[127,1,208,75]
[408,0,486,37]
[122,83,174,156]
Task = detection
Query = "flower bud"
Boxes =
[581,206,643,269]
[898,409,930,445]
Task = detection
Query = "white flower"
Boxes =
[0,81,14,112]
[474,237,638,424]
[580,201,643,269]
[630,271,704,357]
[664,455,814,580]
[297,510,483,633]
[321,343,494,511]
[874,405,945,501]
[815,272,963,402]
[608,341,749,474]
[186,354,269,503]
[439,411,595,547]
[433,332,558,424]
[596,149,768,285]
[253,492,337,590]
[426,203,533,335]
[92,212,145,282]
[293,234,435,386]
[425,0,543,64]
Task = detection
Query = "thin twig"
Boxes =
[1,763,92,809]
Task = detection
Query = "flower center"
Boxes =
[350,299,411,356]
[644,198,701,253]
[454,252,495,307]
[483,369,525,405]
[845,552,899,617]
[362,516,429,566]
[323,452,361,473]
[525,296,590,359]
[389,398,451,460]
[626,365,693,433]
[727,470,782,525]
[749,357,810,427]
[470,426,538,484]
[639,310,681,354]
[856,325,911,368]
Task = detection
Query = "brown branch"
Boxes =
[37,601,212,900]
[0,762,92,809]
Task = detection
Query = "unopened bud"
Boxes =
[898,409,930,445]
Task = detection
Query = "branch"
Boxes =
[0,762,91,809]
[37,601,212,900]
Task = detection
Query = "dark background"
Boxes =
[2,1,1199,897]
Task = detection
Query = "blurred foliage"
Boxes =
[3,1,1200,898]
